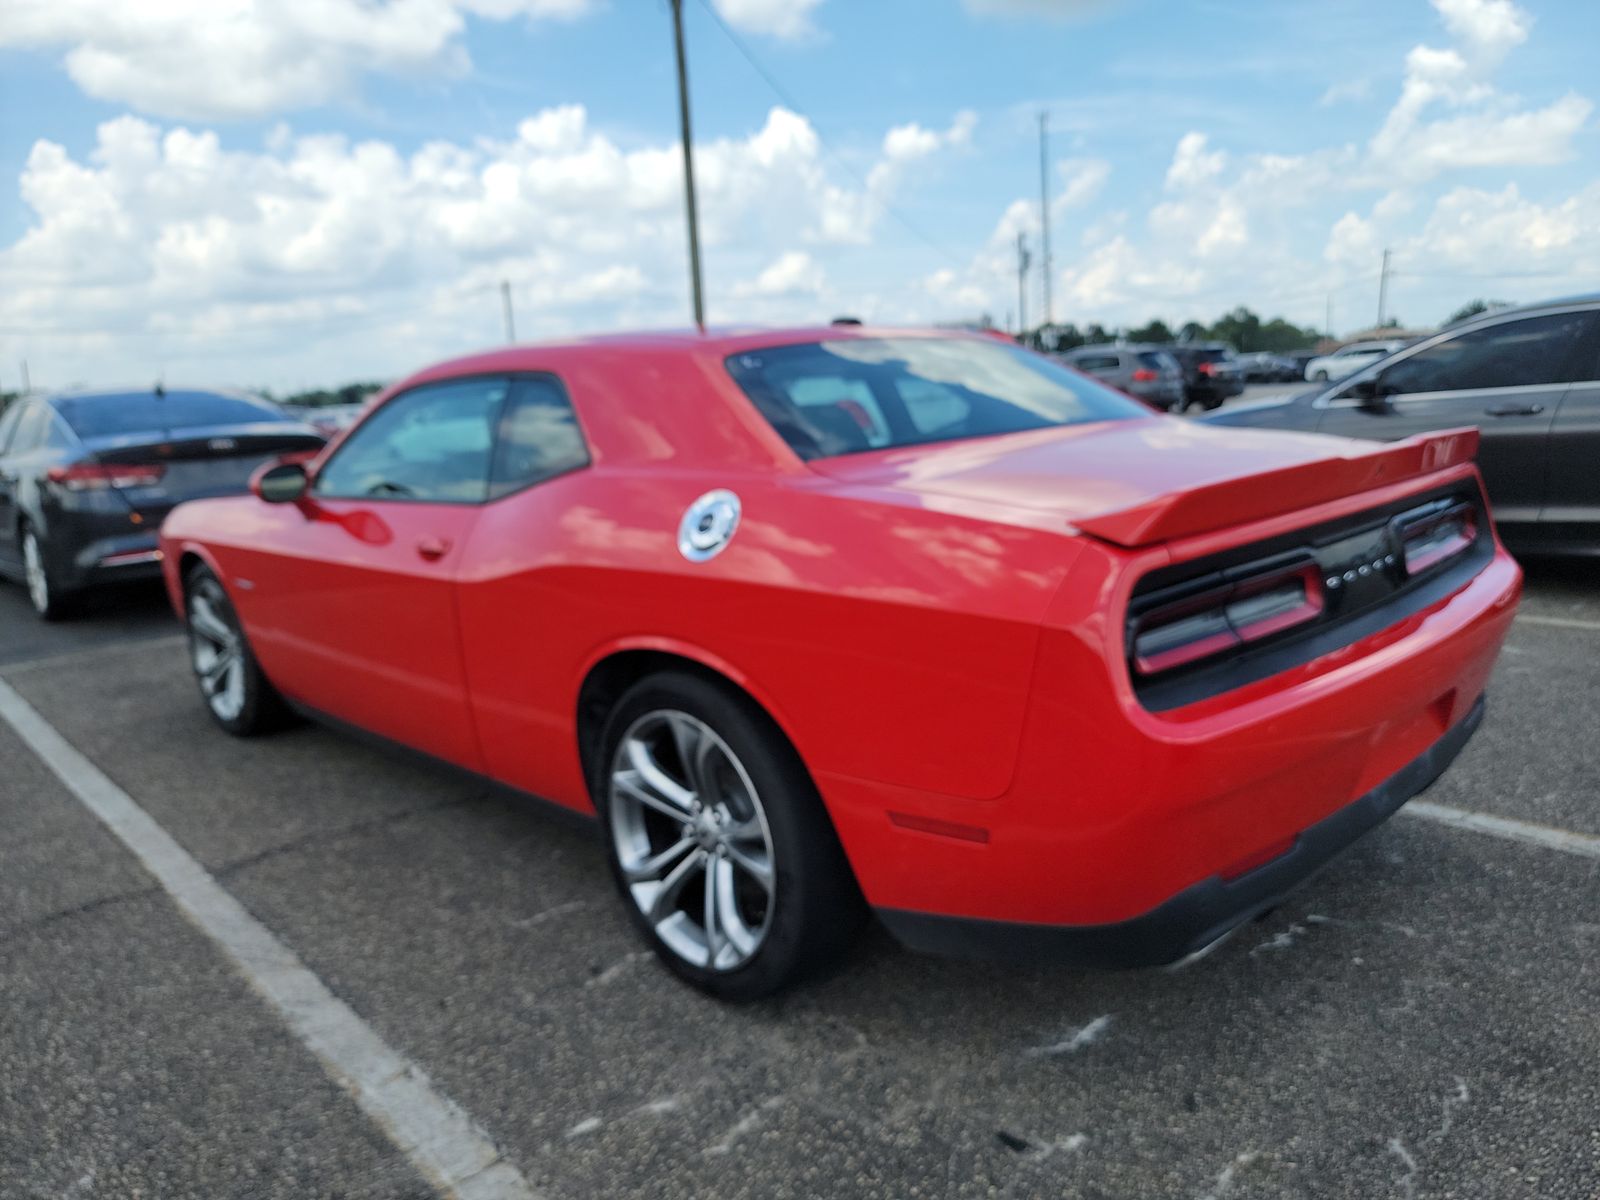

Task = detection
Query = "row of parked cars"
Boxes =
[1059,342,1246,412]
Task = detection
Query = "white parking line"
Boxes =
[0,677,540,1200]
[1403,800,1600,861]
[1516,614,1600,633]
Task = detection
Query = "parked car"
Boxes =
[160,327,1518,999]
[1303,340,1408,382]
[1169,343,1246,410]
[0,388,324,619]
[1061,343,1185,410]
[1235,352,1297,383]
[1204,295,1600,554]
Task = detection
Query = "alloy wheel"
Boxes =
[187,579,247,722]
[21,530,49,615]
[608,709,777,972]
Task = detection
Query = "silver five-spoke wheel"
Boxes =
[188,578,246,723]
[22,529,51,616]
[609,710,776,972]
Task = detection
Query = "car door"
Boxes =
[0,400,31,567]
[1314,309,1600,525]
[231,375,510,770]
[1541,313,1600,539]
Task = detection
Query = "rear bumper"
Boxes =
[878,692,1484,967]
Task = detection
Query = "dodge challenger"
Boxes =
[159,328,1520,999]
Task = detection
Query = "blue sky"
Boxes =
[2,0,1597,390]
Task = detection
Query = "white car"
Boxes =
[1303,340,1407,382]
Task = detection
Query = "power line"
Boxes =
[692,0,967,269]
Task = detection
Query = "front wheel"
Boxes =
[597,672,865,1001]
[184,565,292,736]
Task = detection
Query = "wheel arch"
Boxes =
[574,640,810,805]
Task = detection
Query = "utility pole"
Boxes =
[1016,231,1031,337]
[500,280,516,343]
[1377,248,1392,328]
[670,0,706,332]
[1038,111,1053,330]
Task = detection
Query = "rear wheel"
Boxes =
[1313,370,1330,381]
[184,564,292,736]
[21,524,75,621]
[597,672,865,1001]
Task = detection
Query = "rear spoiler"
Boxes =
[1073,427,1481,548]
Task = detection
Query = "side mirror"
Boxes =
[1347,375,1400,412]
[251,459,310,504]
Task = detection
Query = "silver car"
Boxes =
[1062,343,1186,411]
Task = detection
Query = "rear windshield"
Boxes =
[1195,348,1233,363]
[54,390,290,439]
[725,337,1146,459]
[1136,351,1173,370]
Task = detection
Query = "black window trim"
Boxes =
[1316,304,1600,409]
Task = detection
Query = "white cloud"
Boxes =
[0,104,970,387]
[1432,0,1529,64]
[733,251,826,298]
[1319,78,1372,107]
[710,0,824,40]
[1056,158,1110,210]
[1164,132,1226,190]
[0,0,598,120]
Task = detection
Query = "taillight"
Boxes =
[1397,502,1476,575]
[1131,562,1325,675]
[1131,368,1158,383]
[1197,361,1217,376]
[46,463,166,491]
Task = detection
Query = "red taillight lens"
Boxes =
[1399,505,1476,575]
[1197,361,1217,376]
[46,463,165,491]
[1132,563,1325,675]
[1131,368,1158,383]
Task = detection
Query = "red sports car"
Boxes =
[159,328,1520,999]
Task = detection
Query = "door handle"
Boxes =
[1484,402,1544,417]
[416,536,452,561]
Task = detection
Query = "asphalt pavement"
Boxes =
[1,552,1597,1198]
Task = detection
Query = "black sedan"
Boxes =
[0,388,323,619]
[1203,294,1600,555]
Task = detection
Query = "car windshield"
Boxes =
[725,337,1146,460]
[54,390,291,438]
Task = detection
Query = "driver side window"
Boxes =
[315,377,507,503]
[1380,312,1598,395]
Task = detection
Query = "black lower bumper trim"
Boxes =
[876,693,1486,969]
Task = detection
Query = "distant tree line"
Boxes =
[258,381,386,408]
[1026,306,1326,355]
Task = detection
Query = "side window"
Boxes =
[896,378,971,435]
[1073,354,1121,373]
[1382,312,1599,395]
[314,377,507,503]
[0,402,25,455]
[488,376,590,499]
[6,403,48,455]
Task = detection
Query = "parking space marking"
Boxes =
[0,676,540,1200]
[1403,800,1600,860]
[1516,614,1600,633]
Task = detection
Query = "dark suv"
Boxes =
[1169,344,1245,411]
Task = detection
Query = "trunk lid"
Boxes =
[84,422,325,522]
[810,418,1479,548]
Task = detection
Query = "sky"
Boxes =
[2,0,1598,392]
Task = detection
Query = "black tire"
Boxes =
[182,563,294,736]
[20,522,77,622]
[594,671,866,1001]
